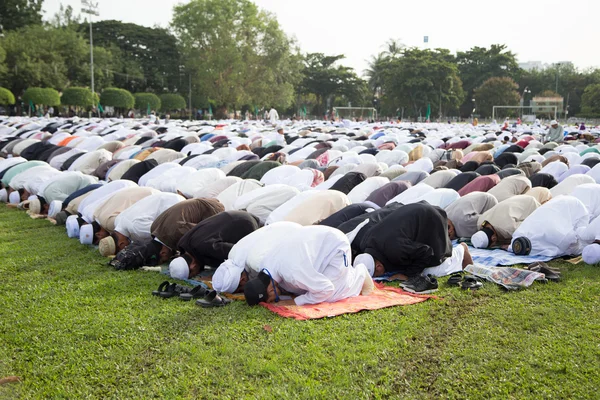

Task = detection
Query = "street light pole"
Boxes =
[81,1,99,98]
[555,63,561,94]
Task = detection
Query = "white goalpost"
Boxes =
[333,107,378,121]
[492,106,558,122]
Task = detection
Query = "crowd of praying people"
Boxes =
[2,115,600,306]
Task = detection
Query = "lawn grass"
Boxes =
[0,205,599,399]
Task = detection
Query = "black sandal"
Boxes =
[447,273,463,286]
[159,283,193,298]
[195,290,231,308]
[180,285,209,301]
[461,275,483,290]
[152,281,170,297]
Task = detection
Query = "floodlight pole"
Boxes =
[82,1,99,102]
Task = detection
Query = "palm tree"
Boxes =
[363,53,387,98]
[384,39,405,58]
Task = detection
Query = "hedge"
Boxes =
[0,87,16,105]
[22,88,61,106]
[160,93,187,112]
[134,93,161,112]
[61,87,96,107]
[100,88,135,109]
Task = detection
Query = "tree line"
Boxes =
[1,0,600,119]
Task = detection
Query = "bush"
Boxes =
[134,93,161,112]
[22,88,61,106]
[61,87,95,107]
[160,93,187,112]
[0,88,16,105]
[100,88,135,109]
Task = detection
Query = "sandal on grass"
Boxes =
[152,281,170,297]
[447,273,463,287]
[461,275,483,290]
[179,285,209,301]
[195,290,231,308]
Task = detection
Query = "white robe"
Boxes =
[114,192,184,242]
[254,225,368,306]
[78,180,138,223]
[233,184,299,224]
[511,196,589,257]
[176,168,226,198]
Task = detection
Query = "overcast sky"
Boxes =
[44,0,599,75]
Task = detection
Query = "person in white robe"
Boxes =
[510,196,589,257]
[99,192,185,256]
[242,225,373,306]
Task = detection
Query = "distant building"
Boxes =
[518,61,574,71]
[519,61,546,71]
[531,96,564,117]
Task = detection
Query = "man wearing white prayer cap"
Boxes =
[243,225,373,306]
[510,196,589,257]
[582,243,600,264]
[546,120,564,143]
[472,195,541,249]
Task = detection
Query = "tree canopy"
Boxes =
[61,87,96,107]
[382,48,465,119]
[134,93,161,112]
[473,77,521,118]
[100,88,135,109]
[1,0,599,119]
[23,87,61,106]
[581,84,600,117]
[172,0,301,111]
[159,94,186,112]
[0,88,16,105]
[0,0,43,32]
[298,53,368,115]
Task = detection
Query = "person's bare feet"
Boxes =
[461,243,473,269]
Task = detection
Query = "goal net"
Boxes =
[333,107,377,121]
[492,106,558,122]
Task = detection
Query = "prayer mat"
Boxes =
[260,283,433,320]
[468,246,554,267]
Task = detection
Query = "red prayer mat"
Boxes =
[260,284,435,320]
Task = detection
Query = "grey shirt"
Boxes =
[546,125,564,143]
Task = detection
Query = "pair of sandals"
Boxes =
[152,281,231,307]
[527,262,561,282]
[447,273,483,290]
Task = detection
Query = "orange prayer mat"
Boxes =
[260,283,435,320]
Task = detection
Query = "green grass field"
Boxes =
[0,206,599,399]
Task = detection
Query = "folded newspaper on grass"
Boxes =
[465,264,545,290]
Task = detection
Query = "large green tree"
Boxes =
[456,45,519,116]
[580,84,600,117]
[0,0,44,32]
[81,20,181,93]
[382,48,465,120]
[473,77,521,118]
[0,24,115,95]
[172,0,301,113]
[298,53,367,115]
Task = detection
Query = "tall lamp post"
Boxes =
[81,1,99,98]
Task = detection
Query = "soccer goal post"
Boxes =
[492,106,557,122]
[333,107,377,120]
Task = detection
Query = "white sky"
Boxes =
[44,0,599,75]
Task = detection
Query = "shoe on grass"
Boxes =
[402,275,439,294]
